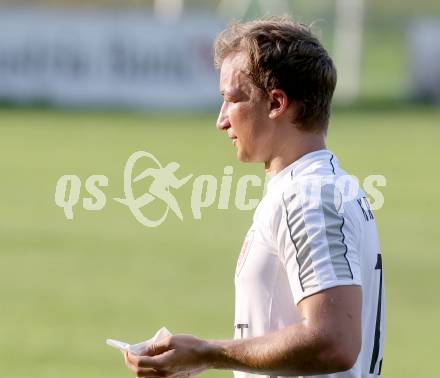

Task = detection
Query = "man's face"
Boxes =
[216,52,273,163]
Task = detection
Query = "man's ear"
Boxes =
[268,89,290,120]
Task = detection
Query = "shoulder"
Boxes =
[275,171,363,238]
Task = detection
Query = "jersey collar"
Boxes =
[266,149,335,193]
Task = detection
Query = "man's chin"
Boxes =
[237,150,257,163]
[236,150,247,162]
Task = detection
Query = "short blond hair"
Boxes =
[214,17,337,131]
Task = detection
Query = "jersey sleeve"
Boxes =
[275,182,362,305]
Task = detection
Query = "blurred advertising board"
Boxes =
[0,9,224,110]
[409,19,440,103]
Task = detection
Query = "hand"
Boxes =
[124,334,211,378]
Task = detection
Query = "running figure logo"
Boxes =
[114,151,193,227]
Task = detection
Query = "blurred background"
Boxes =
[0,1,439,377]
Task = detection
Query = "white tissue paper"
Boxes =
[106,326,172,355]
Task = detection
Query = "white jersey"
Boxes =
[233,150,385,378]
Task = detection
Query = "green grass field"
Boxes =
[0,106,439,378]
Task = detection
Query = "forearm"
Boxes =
[205,323,352,376]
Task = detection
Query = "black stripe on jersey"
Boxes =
[282,192,305,292]
[329,155,353,280]
[370,254,384,374]
[339,216,354,280]
[329,153,336,174]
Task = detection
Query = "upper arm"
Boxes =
[297,285,362,368]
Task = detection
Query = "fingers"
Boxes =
[125,352,136,374]
[125,352,164,377]
[125,351,162,370]
[141,336,173,357]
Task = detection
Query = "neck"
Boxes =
[264,129,326,175]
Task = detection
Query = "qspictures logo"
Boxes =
[54,150,386,228]
[54,150,268,227]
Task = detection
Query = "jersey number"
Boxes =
[369,253,383,375]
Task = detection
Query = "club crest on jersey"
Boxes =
[236,230,255,276]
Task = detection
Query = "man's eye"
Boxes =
[225,97,238,103]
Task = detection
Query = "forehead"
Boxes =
[219,52,253,94]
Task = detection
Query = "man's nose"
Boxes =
[216,103,230,131]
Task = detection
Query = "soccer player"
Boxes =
[124,17,385,378]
